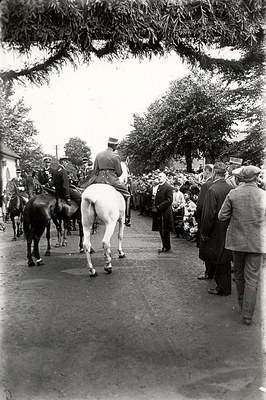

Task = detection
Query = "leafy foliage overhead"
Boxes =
[0,0,265,84]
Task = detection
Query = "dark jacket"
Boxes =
[195,177,213,222]
[199,178,232,264]
[52,165,70,200]
[152,181,174,232]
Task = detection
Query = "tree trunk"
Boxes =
[185,151,193,172]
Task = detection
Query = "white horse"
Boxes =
[81,184,126,277]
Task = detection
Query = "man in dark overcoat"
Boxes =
[152,172,174,253]
[199,162,233,296]
[196,164,214,278]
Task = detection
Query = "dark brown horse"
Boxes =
[7,185,25,241]
[23,193,84,267]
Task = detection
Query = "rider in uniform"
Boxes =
[11,168,29,205]
[38,156,54,188]
[90,137,131,227]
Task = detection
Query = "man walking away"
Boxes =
[199,162,233,296]
[218,165,266,326]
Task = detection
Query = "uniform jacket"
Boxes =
[199,178,232,263]
[218,182,266,254]
[52,165,70,200]
[38,168,54,186]
[152,181,174,232]
[87,148,129,197]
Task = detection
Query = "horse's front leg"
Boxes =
[54,218,62,248]
[45,221,51,256]
[62,220,67,246]
[118,218,126,258]
[11,216,17,241]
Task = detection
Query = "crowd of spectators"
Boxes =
[130,165,206,241]
[129,164,266,243]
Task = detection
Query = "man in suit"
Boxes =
[151,172,174,253]
[218,165,266,325]
[89,137,131,227]
[52,156,72,205]
[199,162,233,296]
[196,164,214,279]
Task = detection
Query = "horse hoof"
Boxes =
[79,248,84,253]
[45,250,51,256]
[89,270,98,277]
[62,242,67,247]
[37,260,45,266]
[119,252,126,258]
[12,237,17,241]
[28,261,35,267]
[90,248,95,254]
[104,266,112,274]
[55,243,61,248]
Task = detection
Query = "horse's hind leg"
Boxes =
[45,221,51,256]
[33,236,44,266]
[27,231,35,267]
[102,221,116,273]
[81,202,97,277]
[118,218,126,258]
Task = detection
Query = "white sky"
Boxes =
[1,47,241,160]
[2,49,190,159]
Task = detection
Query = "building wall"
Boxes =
[1,156,18,193]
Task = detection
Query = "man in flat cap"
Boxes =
[89,137,131,226]
[218,165,266,326]
[199,162,233,296]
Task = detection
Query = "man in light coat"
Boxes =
[218,165,266,326]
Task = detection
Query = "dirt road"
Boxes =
[0,211,265,400]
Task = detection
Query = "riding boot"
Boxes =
[125,196,131,227]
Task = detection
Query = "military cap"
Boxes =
[43,156,52,163]
[82,157,88,162]
[16,167,22,173]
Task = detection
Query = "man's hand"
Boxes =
[201,235,210,242]
[151,206,158,214]
[66,199,71,206]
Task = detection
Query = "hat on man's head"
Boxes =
[16,167,22,173]
[43,156,51,163]
[233,165,261,182]
[82,157,88,163]
[59,156,69,163]
[108,137,119,146]
[213,162,227,175]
